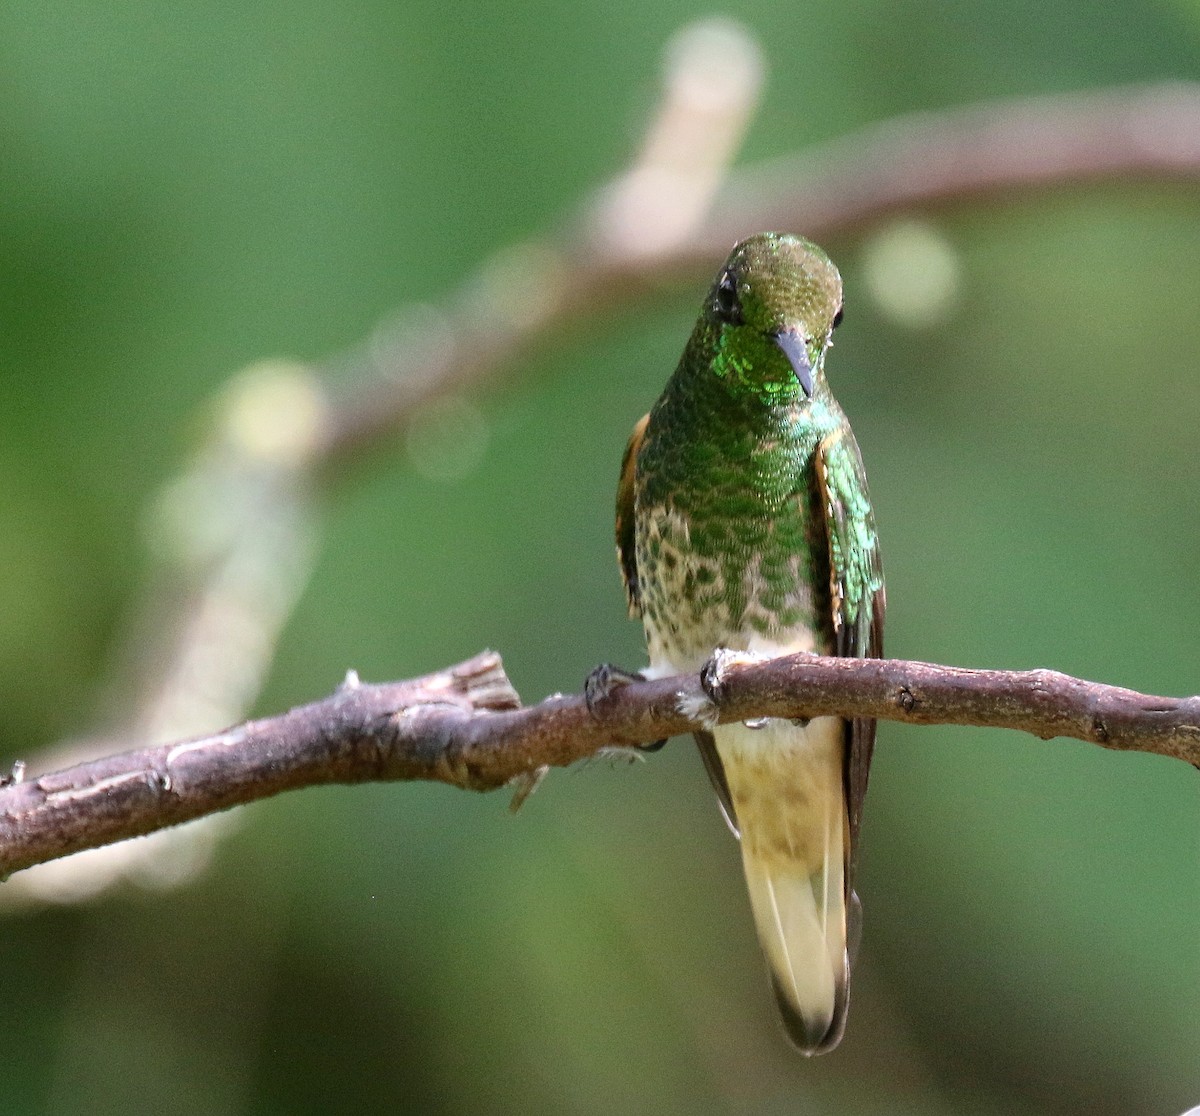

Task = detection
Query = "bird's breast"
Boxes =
[635,498,830,676]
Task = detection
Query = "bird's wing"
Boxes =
[815,428,886,895]
[693,730,739,836]
[616,413,649,617]
[617,411,742,834]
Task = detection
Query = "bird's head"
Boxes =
[700,232,844,404]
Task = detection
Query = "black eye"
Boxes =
[831,305,844,330]
[713,271,741,324]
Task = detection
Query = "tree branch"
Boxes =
[3,651,1196,879]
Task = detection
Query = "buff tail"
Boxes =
[717,716,850,1054]
[740,843,848,1052]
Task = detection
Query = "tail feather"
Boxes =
[742,851,849,1053]
[716,715,850,1054]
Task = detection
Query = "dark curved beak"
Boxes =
[772,329,814,397]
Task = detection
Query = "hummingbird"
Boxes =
[597,232,884,1053]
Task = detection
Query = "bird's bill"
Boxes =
[772,329,814,397]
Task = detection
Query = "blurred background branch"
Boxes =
[322,80,1200,467]
[5,650,1196,878]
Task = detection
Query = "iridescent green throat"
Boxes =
[699,321,822,406]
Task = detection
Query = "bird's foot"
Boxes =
[700,647,770,701]
[584,662,642,714]
[584,663,666,752]
[684,648,774,731]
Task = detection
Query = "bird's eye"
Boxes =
[714,271,741,324]
[831,305,844,330]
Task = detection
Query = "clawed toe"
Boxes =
[699,655,724,704]
[584,662,641,716]
[694,649,775,730]
[584,663,665,752]
[699,647,748,703]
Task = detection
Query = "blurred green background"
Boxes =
[2,1,1198,1113]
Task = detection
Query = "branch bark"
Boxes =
[3,651,1196,879]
